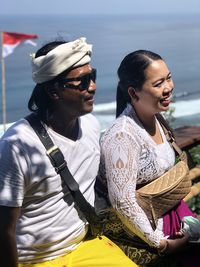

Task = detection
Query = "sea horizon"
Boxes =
[0,13,200,132]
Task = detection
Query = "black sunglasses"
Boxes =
[61,68,96,91]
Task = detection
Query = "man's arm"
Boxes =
[0,206,21,267]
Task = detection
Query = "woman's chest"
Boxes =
[137,140,175,184]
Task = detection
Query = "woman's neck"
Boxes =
[133,106,163,144]
[140,118,157,136]
[133,106,156,134]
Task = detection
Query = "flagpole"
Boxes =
[1,31,6,132]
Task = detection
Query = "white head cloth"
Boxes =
[31,37,92,84]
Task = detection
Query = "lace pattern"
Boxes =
[100,105,175,247]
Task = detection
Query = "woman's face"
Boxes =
[134,59,174,114]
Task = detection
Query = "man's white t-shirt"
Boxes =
[0,114,100,263]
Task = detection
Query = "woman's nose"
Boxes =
[164,79,174,92]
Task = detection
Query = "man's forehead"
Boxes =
[65,64,92,78]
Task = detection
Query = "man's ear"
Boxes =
[128,86,139,101]
[45,85,59,100]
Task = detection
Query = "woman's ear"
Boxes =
[128,86,139,102]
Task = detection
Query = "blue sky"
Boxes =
[1,0,200,15]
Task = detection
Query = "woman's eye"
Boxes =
[154,82,163,87]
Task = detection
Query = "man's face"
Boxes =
[54,64,96,118]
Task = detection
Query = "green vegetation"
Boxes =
[187,145,200,215]
[189,145,200,165]
[163,106,176,123]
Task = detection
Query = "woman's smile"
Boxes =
[160,93,173,107]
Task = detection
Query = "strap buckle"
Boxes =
[46,145,67,173]
[166,130,175,143]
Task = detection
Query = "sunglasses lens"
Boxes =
[81,75,90,89]
[91,69,96,82]
[62,69,96,90]
[80,69,96,90]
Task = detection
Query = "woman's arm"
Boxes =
[0,206,21,267]
[158,233,190,255]
[101,129,164,248]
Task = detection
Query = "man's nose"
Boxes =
[87,80,96,92]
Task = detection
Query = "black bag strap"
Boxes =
[161,124,184,156]
[25,113,98,224]
[155,113,186,158]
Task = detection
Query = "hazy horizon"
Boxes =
[2,0,200,15]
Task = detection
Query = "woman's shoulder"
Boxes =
[101,114,139,143]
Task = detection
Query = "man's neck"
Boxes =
[47,116,79,141]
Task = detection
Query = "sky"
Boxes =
[1,0,200,15]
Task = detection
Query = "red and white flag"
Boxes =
[2,31,38,58]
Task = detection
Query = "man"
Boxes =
[0,37,137,267]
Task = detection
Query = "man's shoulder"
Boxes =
[0,118,35,145]
[2,118,28,135]
[81,113,100,129]
[79,114,101,141]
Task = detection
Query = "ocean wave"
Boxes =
[94,102,116,112]
[171,99,200,117]
[94,98,200,118]
[93,98,200,130]
[1,99,200,136]
[173,91,189,98]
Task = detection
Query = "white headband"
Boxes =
[31,37,92,84]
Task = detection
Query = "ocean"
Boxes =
[0,14,200,132]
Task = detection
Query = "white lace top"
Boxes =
[100,104,175,248]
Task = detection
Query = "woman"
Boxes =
[98,50,198,266]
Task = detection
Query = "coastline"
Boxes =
[1,112,200,138]
[94,113,200,133]
[93,98,200,131]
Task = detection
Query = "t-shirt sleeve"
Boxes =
[0,140,26,207]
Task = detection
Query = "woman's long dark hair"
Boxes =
[116,50,162,118]
[28,41,66,122]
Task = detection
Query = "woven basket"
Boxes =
[136,161,191,228]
